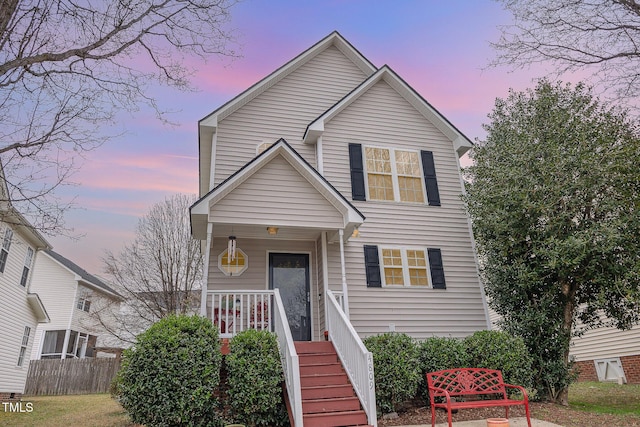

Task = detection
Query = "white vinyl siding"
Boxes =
[214,46,368,186]
[570,324,640,362]
[211,155,344,229]
[321,80,486,339]
[0,225,39,394]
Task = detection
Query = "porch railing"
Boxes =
[326,290,377,427]
[205,291,273,338]
[204,290,303,427]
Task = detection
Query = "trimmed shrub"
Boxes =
[363,332,420,414]
[464,330,534,390]
[417,336,470,401]
[226,329,288,426]
[114,314,223,427]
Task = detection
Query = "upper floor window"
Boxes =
[77,296,91,313]
[349,143,440,205]
[0,228,13,273]
[364,147,425,203]
[20,247,34,287]
[17,326,31,366]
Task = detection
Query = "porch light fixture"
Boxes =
[351,228,360,238]
[227,235,236,263]
[267,226,278,235]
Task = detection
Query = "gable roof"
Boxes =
[44,250,121,298]
[198,31,378,197]
[190,138,365,240]
[303,65,474,157]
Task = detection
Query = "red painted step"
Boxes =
[303,409,369,427]
[301,372,350,387]
[302,396,361,413]
[292,341,373,427]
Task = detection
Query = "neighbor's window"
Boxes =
[381,247,430,287]
[20,247,34,287]
[77,297,91,313]
[17,326,31,366]
[0,228,13,273]
[218,248,248,276]
[365,146,425,203]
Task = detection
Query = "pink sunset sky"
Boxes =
[50,0,562,274]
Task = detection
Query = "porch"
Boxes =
[204,289,376,427]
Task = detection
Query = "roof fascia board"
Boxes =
[303,65,474,157]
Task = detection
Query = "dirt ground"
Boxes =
[378,400,640,427]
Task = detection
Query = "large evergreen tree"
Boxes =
[464,80,640,404]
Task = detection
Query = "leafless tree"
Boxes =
[0,0,237,234]
[492,0,640,103]
[93,193,203,343]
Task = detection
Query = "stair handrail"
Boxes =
[326,290,377,427]
[272,289,303,427]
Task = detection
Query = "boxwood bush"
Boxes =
[464,330,534,390]
[417,336,470,401]
[226,329,288,426]
[114,314,223,427]
[363,332,419,414]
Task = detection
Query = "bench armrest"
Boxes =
[428,387,453,406]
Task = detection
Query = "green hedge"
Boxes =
[417,336,470,401]
[363,332,419,414]
[226,329,288,426]
[114,315,223,427]
[464,330,534,390]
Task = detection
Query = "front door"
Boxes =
[269,253,311,341]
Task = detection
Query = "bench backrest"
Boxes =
[426,368,506,398]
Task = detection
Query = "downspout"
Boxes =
[338,229,350,318]
[200,222,213,316]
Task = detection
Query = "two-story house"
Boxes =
[29,250,122,360]
[0,171,50,400]
[190,32,489,426]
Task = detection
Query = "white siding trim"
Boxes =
[209,131,217,192]
[200,223,213,316]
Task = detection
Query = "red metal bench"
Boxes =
[426,368,532,427]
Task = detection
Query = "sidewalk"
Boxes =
[396,418,563,427]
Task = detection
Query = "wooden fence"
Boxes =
[24,358,121,396]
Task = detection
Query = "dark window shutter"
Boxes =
[428,248,446,289]
[421,150,441,206]
[363,245,381,287]
[349,143,366,201]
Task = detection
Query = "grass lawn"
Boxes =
[0,394,136,427]
[2,382,640,426]
[570,381,640,416]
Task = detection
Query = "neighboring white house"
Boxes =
[0,176,51,400]
[190,31,489,426]
[29,250,122,360]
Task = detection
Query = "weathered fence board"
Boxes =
[24,358,121,396]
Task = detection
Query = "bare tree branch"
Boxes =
[95,193,203,343]
[0,0,237,234]
[492,0,640,103]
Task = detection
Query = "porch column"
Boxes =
[338,229,350,318]
[200,222,213,316]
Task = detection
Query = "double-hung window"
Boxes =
[0,228,13,273]
[364,147,425,203]
[20,247,34,287]
[381,248,430,287]
[77,297,91,312]
[17,326,31,366]
[364,245,446,289]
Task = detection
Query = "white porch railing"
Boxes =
[204,290,303,427]
[326,290,377,427]
[205,291,273,338]
[273,289,303,427]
